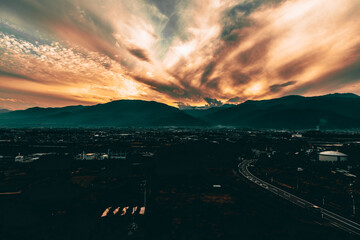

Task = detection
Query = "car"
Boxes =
[310,205,322,214]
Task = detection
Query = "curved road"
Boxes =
[238,159,360,236]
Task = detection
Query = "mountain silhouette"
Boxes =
[203,93,360,129]
[1,94,360,129]
[0,109,10,114]
[0,100,205,127]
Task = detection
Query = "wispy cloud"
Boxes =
[0,0,359,109]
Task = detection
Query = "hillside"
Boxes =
[203,93,360,129]
[0,100,205,127]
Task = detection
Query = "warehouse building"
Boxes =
[318,151,348,162]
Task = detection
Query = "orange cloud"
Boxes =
[0,0,359,109]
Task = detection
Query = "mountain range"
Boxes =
[0,109,10,114]
[1,93,360,129]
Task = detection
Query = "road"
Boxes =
[238,159,360,236]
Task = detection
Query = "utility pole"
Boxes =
[352,193,356,216]
[296,175,299,191]
[141,180,147,207]
[350,182,356,216]
[296,167,303,191]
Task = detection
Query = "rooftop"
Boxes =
[319,151,347,156]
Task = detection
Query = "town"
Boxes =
[1,128,360,239]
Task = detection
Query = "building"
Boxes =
[15,155,24,162]
[291,133,303,138]
[111,153,126,160]
[100,154,109,160]
[14,153,39,163]
[77,152,110,160]
[319,151,348,162]
[84,153,97,160]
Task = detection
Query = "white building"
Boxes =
[292,133,303,138]
[319,151,348,162]
[14,154,39,163]
[15,155,24,162]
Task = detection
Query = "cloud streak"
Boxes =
[0,0,359,109]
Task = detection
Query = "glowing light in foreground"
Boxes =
[113,207,120,215]
[101,207,112,217]
[121,206,129,216]
[132,206,138,215]
[101,206,145,217]
[139,207,145,215]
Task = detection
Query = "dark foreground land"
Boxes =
[0,128,359,239]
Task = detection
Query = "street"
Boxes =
[238,160,360,236]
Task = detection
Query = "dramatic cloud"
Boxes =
[128,48,152,62]
[0,0,359,109]
[227,97,242,104]
[204,97,223,107]
[270,81,297,93]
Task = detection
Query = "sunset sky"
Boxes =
[0,0,360,110]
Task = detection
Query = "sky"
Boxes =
[0,0,360,110]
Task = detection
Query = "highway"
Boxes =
[238,159,360,236]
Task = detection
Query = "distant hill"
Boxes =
[0,100,205,127]
[203,93,360,129]
[0,109,11,114]
[1,93,360,129]
[181,104,234,118]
